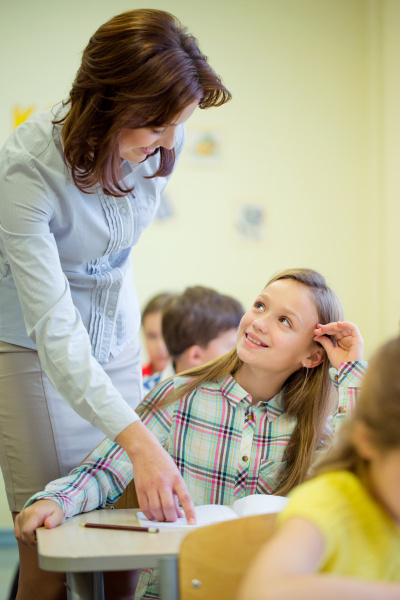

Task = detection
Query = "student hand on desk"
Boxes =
[313,321,364,370]
[116,420,196,525]
[14,500,64,547]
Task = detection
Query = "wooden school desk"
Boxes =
[37,508,189,600]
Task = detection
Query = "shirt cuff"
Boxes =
[329,361,368,387]
[23,492,71,517]
[93,404,141,442]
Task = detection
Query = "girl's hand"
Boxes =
[313,321,364,370]
[14,500,65,547]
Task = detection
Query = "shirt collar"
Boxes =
[219,374,252,407]
[254,390,286,421]
[219,374,286,421]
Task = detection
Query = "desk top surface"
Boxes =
[37,509,190,572]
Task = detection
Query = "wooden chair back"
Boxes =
[179,513,277,600]
[112,479,139,509]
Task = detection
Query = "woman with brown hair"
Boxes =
[0,8,230,599]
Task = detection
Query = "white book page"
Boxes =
[232,494,289,518]
[137,504,237,529]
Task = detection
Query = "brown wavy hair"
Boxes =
[54,9,231,196]
[150,268,344,496]
[315,336,400,478]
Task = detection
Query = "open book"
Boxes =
[137,494,289,529]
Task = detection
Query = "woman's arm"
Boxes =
[238,517,400,600]
[126,377,196,524]
[15,382,196,543]
[116,421,195,524]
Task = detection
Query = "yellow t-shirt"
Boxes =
[278,470,400,581]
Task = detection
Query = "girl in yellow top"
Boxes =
[239,336,400,600]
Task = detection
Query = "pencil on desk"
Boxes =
[80,523,159,533]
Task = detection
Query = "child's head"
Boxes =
[317,336,400,522]
[237,268,344,381]
[142,292,177,373]
[237,268,344,493]
[162,286,244,372]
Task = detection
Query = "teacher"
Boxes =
[0,6,230,590]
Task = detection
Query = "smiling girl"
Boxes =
[15,268,367,599]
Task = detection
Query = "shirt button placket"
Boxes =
[240,408,255,467]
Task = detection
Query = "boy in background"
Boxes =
[141,292,177,377]
[143,285,244,393]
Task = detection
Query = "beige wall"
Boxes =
[382,0,400,339]
[0,0,399,526]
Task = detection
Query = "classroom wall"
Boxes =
[0,0,399,526]
[382,0,400,340]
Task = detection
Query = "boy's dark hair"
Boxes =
[142,292,177,323]
[162,286,244,358]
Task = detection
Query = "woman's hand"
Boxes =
[313,321,364,370]
[14,500,65,547]
[116,421,196,525]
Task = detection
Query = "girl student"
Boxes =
[238,335,400,600]
[0,9,230,599]
[15,268,367,599]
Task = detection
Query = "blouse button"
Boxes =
[242,455,248,462]
[338,406,345,414]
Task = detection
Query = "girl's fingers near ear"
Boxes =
[313,334,334,353]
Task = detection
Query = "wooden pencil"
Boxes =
[80,522,159,533]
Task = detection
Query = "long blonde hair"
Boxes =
[315,336,400,477]
[151,268,343,495]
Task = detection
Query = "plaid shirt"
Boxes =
[26,361,366,598]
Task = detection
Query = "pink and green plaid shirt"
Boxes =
[26,361,366,599]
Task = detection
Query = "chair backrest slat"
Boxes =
[179,513,277,600]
